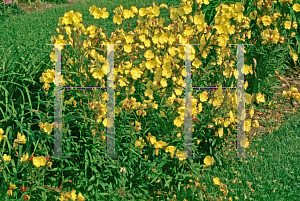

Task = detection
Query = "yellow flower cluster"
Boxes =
[13,132,27,148]
[40,0,300,178]
[282,87,300,103]
[0,128,5,143]
[134,134,215,165]
[59,190,85,201]
[32,156,46,167]
[39,68,69,91]
[7,182,18,196]
[39,122,54,135]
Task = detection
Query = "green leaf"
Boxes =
[87,185,94,191]
[89,175,95,182]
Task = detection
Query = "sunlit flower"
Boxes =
[77,192,85,201]
[43,122,54,135]
[213,177,221,185]
[284,21,292,29]
[70,190,77,201]
[256,93,266,104]
[293,3,300,12]
[200,91,208,102]
[176,150,187,161]
[3,154,11,162]
[20,153,29,162]
[204,156,214,166]
[154,140,168,149]
[17,132,26,144]
[261,15,272,26]
[32,156,47,168]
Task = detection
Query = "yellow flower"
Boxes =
[87,25,98,38]
[192,58,202,69]
[213,97,223,107]
[123,44,132,53]
[135,137,146,149]
[144,50,155,60]
[102,118,107,127]
[70,190,77,201]
[139,8,147,17]
[20,153,29,162]
[10,182,17,189]
[240,137,249,148]
[154,140,168,149]
[90,67,105,80]
[72,12,82,24]
[288,87,298,93]
[292,3,300,12]
[134,140,142,148]
[261,15,272,26]
[244,64,253,75]
[170,8,179,20]
[174,116,184,127]
[123,9,132,19]
[249,11,257,20]
[284,21,292,29]
[198,103,203,113]
[165,146,177,158]
[43,122,54,135]
[160,110,167,118]
[90,5,109,19]
[113,15,123,25]
[200,91,208,102]
[197,0,209,5]
[213,177,221,185]
[65,97,74,105]
[0,128,4,143]
[17,132,26,144]
[32,156,47,167]
[160,78,168,88]
[245,93,252,105]
[3,154,11,162]
[62,10,74,25]
[40,69,55,83]
[252,120,259,128]
[224,119,231,127]
[131,67,142,80]
[249,108,254,118]
[244,81,248,90]
[289,51,298,61]
[176,150,187,161]
[204,156,214,166]
[174,88,183,96]
[256,93,266,104]
[50,52,55,62]
[292,22,298,29]
[245,119,251,132]
[7,190,12,196]
[218,127,224,138]
[77,192,85,201]
[149,136,157,145]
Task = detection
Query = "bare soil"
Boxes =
[16,0,90,14]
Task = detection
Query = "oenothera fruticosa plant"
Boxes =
[40,0,300,166]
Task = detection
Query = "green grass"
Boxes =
[200,110,300,200]
[0,0,300,200]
